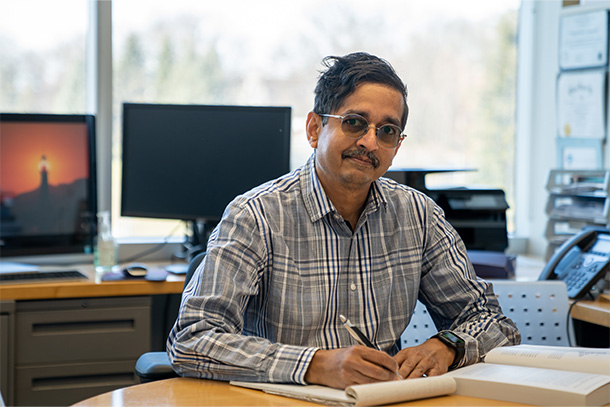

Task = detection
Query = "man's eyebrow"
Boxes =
[382,116,402,128]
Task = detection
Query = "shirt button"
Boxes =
[350,283,356,291]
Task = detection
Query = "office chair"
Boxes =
[134,252,206,383]
[400,300,437,348]
[491,280,573,346]
[400,280,573,349]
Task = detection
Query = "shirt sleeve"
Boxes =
[166,199,318,384]
[418,202,521,368]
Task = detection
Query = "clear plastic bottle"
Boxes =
[94,211,118,273]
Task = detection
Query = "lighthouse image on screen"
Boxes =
[0,119,91,254]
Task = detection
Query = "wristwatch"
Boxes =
[431,331,465,369]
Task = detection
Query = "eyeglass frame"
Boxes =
[318,113,406,149]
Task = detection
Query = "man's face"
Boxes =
[307,82,405,192]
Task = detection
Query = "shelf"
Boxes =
[544,170,610,260]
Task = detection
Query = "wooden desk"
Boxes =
[571,294,610,328]
[3,258,608,405]
[0,264,185,300]
[2,258,606,326]
[0,264,185,406]
[73,377,525,406]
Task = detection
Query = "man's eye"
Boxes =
[382,125,398,136]
[345,116,366,128]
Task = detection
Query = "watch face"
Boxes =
[440,332,465,346]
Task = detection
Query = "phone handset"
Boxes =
[538,230,597,281]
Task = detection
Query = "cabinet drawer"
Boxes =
[16,297,151,364]
[15,360,138,406]
[1,314,10,402]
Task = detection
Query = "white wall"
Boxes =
[515,0,610,258]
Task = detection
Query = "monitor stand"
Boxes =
[180,219,218,263]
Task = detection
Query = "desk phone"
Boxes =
[539,228,610,299]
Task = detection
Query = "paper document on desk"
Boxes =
[231,382,352,406]
[231,376,456,406]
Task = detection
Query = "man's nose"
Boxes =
[358,126,379,150]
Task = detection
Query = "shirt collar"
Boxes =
[300,153,388,224]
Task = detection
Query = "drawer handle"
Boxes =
[32,319,135,335]
[32,372,135,390]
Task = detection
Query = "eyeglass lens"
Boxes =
[341,114,401,148]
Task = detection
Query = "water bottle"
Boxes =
[94,211,118,273]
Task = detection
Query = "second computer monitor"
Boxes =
[121,103,291,224]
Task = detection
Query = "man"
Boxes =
[168,52,520,389]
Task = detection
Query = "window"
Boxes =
[1,0,520,242]
[113,0,519,238]
[0,0,88,114]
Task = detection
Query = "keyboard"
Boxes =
[0,270,88,284]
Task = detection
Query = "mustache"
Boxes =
[342,149,380,169]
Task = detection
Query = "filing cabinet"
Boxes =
[0,301,15,406]
[7,296,151,406]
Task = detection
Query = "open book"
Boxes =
[231,345,610,406]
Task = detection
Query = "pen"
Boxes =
[339,314,377,348]
[339,314,402,380]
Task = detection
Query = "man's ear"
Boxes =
[306,111,321,149]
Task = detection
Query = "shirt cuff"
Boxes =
[455,332,479,368]
[269,345,319,384]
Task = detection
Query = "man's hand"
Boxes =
[393,337,455,379]
[304,346,400,389]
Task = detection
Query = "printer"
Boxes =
[385,168,514,278]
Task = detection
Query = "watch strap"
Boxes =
[431,331,465,369]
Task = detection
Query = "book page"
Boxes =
[449,363,610,394]
[484,344,610,375]
[449,364,610,406]
[346,376,456,407]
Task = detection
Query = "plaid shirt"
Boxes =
[167,154,519,383]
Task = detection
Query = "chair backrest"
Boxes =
[491,280,573,346]
[400,300,437,348]
[400,280,573,349]
[183,251,206,290]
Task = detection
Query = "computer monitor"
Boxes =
[121,103,291,249]
[0,113,97,258]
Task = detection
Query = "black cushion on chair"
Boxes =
[134,252,207,382]
[183,252,206,291]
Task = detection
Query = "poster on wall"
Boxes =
[557,69,606,139]
[559,10,608,70]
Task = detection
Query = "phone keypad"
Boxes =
[552,233,610,299]
[564,270,587,290]
[561,254,606,296]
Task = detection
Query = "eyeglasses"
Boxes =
[319,113,405,149]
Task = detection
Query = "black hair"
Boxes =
[313,52,409,129]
